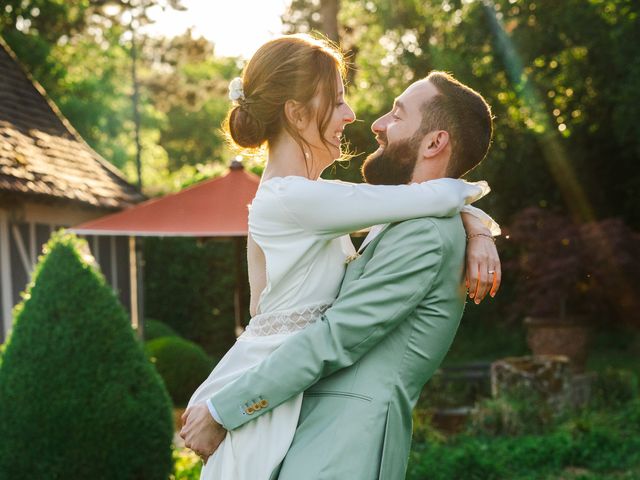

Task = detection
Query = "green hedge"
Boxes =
[0,232,174,479]
[143,237,247,359]
[144,318,179,341]
[145,336,215,407]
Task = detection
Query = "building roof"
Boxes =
[0,36,143,210]
[70,162,260,237]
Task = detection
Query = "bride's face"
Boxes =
[302,72,355,168]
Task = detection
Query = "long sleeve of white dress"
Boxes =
[250,176,500,316]
[262,176,495,238]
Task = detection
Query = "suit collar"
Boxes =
[358,224,390,253]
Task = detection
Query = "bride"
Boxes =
[183,33,500,479]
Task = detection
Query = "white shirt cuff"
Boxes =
[206,398,223,425]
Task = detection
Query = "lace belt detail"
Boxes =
[241,302,332,338]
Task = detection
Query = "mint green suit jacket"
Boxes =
[210,216,467,480]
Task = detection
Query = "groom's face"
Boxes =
[362,80,439,185]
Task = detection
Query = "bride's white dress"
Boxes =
[187,175,496,480]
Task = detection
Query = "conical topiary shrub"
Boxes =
[0,232,174,479]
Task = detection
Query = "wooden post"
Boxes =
[0,210,13,341]
[29,221,36,269]
[136,237,144,339]
[10,224,31,276]
[110,236,118,292]
[128,236,139,335]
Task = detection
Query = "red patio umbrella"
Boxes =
[70,160,259,337]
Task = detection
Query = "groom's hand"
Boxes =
[179,402,227,462]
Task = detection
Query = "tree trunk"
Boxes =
[320,0,340,43]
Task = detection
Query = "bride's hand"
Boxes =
[465,234,501,303]
[461,213,501,303]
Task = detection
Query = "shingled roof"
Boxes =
[0,36,144,210]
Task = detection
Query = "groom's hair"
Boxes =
[420,71,493,178]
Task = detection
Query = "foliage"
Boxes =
[5,0,639,220]
[419,370,487,410]
[468,387,557,437]
[408,399,640,480]
[143,237,247,358]
[0,232,173,478]
[171,447,202,480]
[144,318,179,340]
[412,407,447,445]
[1,0,239,195]
[145,336,215,407]
[507,207,640,323]
[444,308,529,362]
[586,326,640,377]
[140,33,241,176]
[590,368,639,409]
[284,0,640,231]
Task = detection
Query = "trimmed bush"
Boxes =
[145,336,215,407]
[144,318,179,341]
[0,232,174,479]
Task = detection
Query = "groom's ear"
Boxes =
[422,130,450,158]
[284,100,309,130]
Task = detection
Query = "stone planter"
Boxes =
[491,355,571,410]
[524,316,590,372]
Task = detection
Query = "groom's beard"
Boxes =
[361,133,422,185]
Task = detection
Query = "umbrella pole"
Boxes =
[233,237,245,337]
[136,238,145,339]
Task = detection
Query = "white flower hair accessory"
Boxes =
[228,77,245,103]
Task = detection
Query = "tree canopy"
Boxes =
[2,0,638,225]
[284,0,640,227]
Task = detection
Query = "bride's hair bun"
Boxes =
[228,105,267,149]
[223,34,345,152]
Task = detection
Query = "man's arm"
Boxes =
[210,218,447,430]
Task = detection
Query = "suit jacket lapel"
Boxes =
[342,224,391,284]
[358,224,390,253]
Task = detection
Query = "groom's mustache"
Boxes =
[375,132,388,147]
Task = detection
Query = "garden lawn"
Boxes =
[407,400,640,480]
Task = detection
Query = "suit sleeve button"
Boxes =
[260,399,269,408]
[246,406,255,414]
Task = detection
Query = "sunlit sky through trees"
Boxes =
[142,0,290,58]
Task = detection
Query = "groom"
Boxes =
[181,71,498,479]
